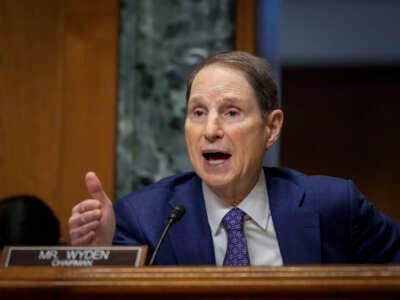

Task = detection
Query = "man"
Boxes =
[69,51,400,265]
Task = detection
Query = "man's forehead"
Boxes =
[194,63,246,80]
[191,68,253,93]
[188,95,245,106]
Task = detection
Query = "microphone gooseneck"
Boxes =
[148,205,186,265]
[168,205,186,224]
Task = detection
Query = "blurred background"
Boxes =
[1,0,399,240]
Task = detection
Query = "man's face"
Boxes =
[185,64,270,193]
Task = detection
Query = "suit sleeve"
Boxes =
[112,197,147,246]
[349,180,400,263]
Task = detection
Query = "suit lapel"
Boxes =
[166,176,215,265]
[266,168,321,264]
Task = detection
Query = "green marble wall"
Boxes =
[116,0,234,198]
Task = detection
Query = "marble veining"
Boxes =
[116,0,234,198]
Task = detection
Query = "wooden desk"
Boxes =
[1,265,400,299]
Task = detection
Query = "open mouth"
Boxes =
[202,152,232,165]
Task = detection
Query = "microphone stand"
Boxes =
[148,205,185,265]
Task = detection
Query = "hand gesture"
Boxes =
[68,172,116,246]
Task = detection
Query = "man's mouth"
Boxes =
[202,152,232,165]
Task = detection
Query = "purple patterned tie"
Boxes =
[222,207,250,266]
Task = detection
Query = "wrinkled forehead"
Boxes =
[190,63,254,94]
[186,63,263,113]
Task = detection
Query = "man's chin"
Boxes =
[201,174,234,190]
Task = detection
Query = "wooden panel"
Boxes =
[0,0,64,225]
[0,0,118,240]
[281,66,400,222]
[0,266,400,299]
[235,0,256,53]
[59,0,118,239]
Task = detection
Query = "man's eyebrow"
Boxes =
[188,96,243,106]
[187,97,203,106]
[221,97,243,105]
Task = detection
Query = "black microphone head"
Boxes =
[168,205,186,223]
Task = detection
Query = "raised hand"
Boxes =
[68,172,116,246]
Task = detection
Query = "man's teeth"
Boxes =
[208,159,225,165]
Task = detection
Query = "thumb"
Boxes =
[85,171,110,205]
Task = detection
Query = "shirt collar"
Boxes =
[203,169,270,236]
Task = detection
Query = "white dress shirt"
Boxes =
[203,170,283,266]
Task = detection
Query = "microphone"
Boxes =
[148,205,186,265]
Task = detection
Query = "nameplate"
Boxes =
[1,246,147,267]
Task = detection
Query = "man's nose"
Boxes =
[204,114,224,142]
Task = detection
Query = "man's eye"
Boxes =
[194,109,205,117]
[227,110,239,117]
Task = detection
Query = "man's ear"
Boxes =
[265,109,284,149]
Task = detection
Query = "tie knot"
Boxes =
[222,207,245,232]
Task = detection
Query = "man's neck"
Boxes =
[208,170,262,206]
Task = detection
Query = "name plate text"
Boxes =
[1,246,147,267]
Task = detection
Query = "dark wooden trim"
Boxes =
[1,266,400,299]
[235,0,256,53]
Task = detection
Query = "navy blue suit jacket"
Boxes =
[113,167,400,265]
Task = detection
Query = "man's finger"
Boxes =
[68,209,102,228]
[71,199,101,215]
[69,220,100,241]
[85,171,110,204]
